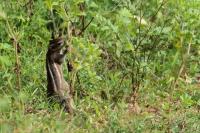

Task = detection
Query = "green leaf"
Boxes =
[0,96,11,112]
[0,9,6,20]
[124,43,134,51]
[162,27,171,33]
[118,8,132,25]
[74,0,85,5]
[0,56,12,67]
[45,0,53,10]
[77,12,86,16]
[116,41,122,58]
[162,102,170,110]
[90,2,98,8]
[119,8,132,18]
[52,2,59,6]
[133,15,148,25]
[180,93,194,107]
[0,43,13,50]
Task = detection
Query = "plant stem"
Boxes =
[6,20,21,90]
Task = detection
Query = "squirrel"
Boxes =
[46,36,74,114]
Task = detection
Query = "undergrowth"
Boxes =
[0,0,200,132]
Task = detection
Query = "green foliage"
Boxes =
[0,0,200,132]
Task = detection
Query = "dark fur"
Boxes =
[46,37,74,114]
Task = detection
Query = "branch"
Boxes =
[77,17,94,36]
[135,0,167,50]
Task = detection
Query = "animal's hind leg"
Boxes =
[47,85,55,104]
[58,84,74,114]
[60,95,74,114]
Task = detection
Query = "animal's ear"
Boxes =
[49,37,64,50]
[48,32,55,49]
[58,29,63,37]
[49,39,56,50]
[51,32,55,40]
[57,37,63,46]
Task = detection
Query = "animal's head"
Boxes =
[48,37,64,52]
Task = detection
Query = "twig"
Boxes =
[77,17,94,36]
[79,2,85,30]
[135,0,167,51]
[13,40,21,90]
[117,73,129,91]
[5,20,21,90]
[172,41,191,90]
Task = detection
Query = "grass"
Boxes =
[0,0,200,132]
[0,81,199,133]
